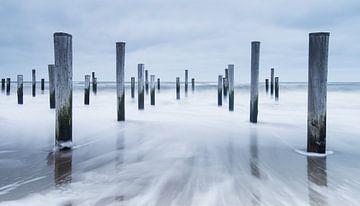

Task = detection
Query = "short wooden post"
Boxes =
[191,78,195,91]
[84,75,90,105]
[6,78,10,96]
[48,64,56,109]
[41,78,45,91]
[157,78,160,91]
[223,77,228,97]
[131,77,135,98]
[138,64,145,110]
[54,32,73,149]
[32,69,36,97]
[150,75,155,105]
[218,75,223,106]
[250,41,260,123]
[176,77,180,100]
[265,79,269,93]
[228,64,234,111]
[145,70,149,95]
[1,79,5,91]
[185,69,188,95]
[116,42,126,121]
[270,68,274,96]
[275,77,279,100]
[307,32,329,154]
[17,75,23,104]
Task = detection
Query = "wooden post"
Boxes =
[224,68,229,96]
[17,75,23,104]
[145,70,149,95]
[54,32,73,149]
[191,78,195,91]
[228,64,234,111]
[116,42,126,121]
[84,75,90,105]
[1,79,5,91]
[6,78,10,96]
[32,69,36,97]
[150,75,155,105]
[48,64,56,109]
[157,78,160,91]
[307,32,329,154]
[275,77,279,100]
[131,77,135,98]
[93,78,97,94]
[270,68,274,96]
[265,79,269,93]
[218,75,223,106]
[176,77,180,100]
[185,69,188,95]
[138,64,145,110]
[92,72,95,90]
[41,78,45,91]
[250,41,260,123]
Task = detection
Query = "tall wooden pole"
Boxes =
[275,77,279,100]
[54,32,73,149]
[150,75,155,105]
[218,75,223,106]
[191,78,195,91]
[84,75,90,105]
[250,41,260,123]
[228,64,234,111]
[157,78,160,91]
[185,69,188,95]
[224,68,229,96]
[131,77,135,98]
[138,64,145,110]
[307,32,329,154]
[116,42,126,121]
[6,78,10,95]
[41,78,45,91]
[176,77,180,100]
[48,64,56,109]
[32,69,36,97]
[1,79,5,92]
[270,68,274,96]
[145,70,149,95]
[17,75,23,104]
[265,79,269,93]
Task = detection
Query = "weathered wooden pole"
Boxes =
[93,78,97,94]
[265,79,269,93]
[270,68,274,96]
[32,69,36,97]
[131,77,135,98]
[54,32,73,149]
[157,78,160,91]
[228,64,234,111]
[6,78,10,96]
[48,64,56,109]
[17,75,23,104]
[150,75,155,105]
[185,69,188,95]
[176,77,180,100]
[92,72,95,89]
[145,70,149,95]
[307,32,329,154]
[116,42,126,121]
[138,64,145,110]
[41,78,45,91]
[84,75,90,105]
[223,77,228,97]
[1,79,5,91]
[224,68,229,96]
[275,77,279,100]
[250,41,260,123]
[218,75,223,106]
[191,78,195,91]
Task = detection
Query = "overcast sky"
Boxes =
[0,0,359,82]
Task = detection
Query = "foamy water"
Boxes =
[0,82,360,206]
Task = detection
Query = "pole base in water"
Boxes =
[56,141,73,150]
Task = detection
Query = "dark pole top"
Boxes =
[309,32,330,37]
[251,41,261,44]
[53,32,72,37]
[116,42,126,46]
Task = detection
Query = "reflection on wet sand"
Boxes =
[52,150,73,186]
[307,156,327,206]
[250,130,261,206]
